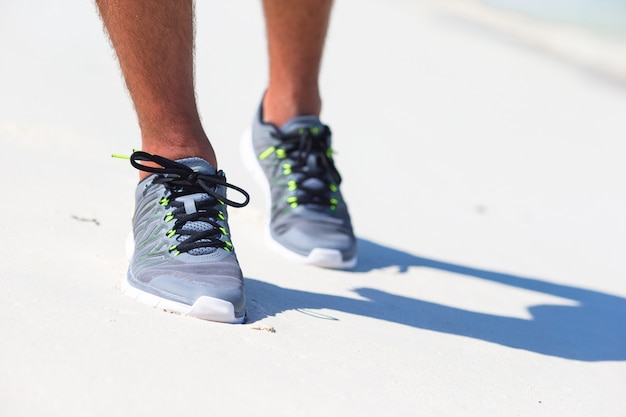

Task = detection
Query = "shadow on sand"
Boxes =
[245,238,626,362]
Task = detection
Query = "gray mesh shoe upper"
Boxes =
[250,105,357,268]
[126,151,250,320]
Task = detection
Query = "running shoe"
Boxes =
[243,104,357,269]
[121,151,250,323]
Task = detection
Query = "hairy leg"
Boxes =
[261,0,333,127]
[96,0,216,174]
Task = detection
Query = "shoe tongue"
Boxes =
[280,116,330,197]
[175,157,217,176]
[279,115,324,134]
[171,157,221,256]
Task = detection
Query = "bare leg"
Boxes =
[96,0,216,176]
[261,0,333,127]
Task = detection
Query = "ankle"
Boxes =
[262,89,322,127]
[139,134,218,180]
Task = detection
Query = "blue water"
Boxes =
[482,0,626,37]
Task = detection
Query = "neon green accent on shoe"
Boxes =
[259,146,275,160]
[164,213,175,222]
[287,180,297,191]
[330,198,339,210]
[329,183,338,192]
[220,227,228,235]
[166,229,176,238]
[276,148,287,159]
[159,197,170,206]
[218,211,225,220]
[286,196,298,208]
[112,149,141,160]
[282,163,292,175]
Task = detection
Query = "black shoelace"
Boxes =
[131,151,250,255]
[271,125,342,206]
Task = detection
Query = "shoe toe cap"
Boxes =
[272,215,356,259]
[131,261,246,313]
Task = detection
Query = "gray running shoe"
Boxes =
[243,104,357,269]
[123,151,250,323]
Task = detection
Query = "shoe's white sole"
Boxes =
[240,128,357,270]
[123,233,244,324]
[121,280,244,323]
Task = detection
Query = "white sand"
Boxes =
[1,0,626,416]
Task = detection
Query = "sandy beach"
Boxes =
[1,0,625,415]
